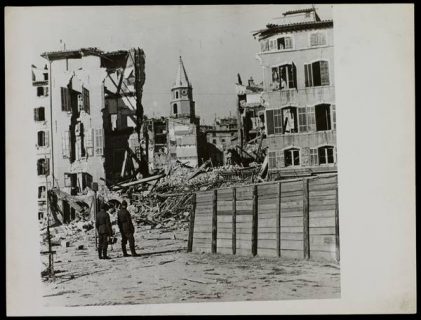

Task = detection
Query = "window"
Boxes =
[277,36,293,50]
[318,146,335,164]
[212,132,216,137]
[298,107,307,133]
[37,130,49,147]
[310,148,318,166]
[284,148,300,167]
[260,39,269,52]
[271,63,297,90]
[43,73,48,81]
[61,87,71,111]
[221,139,225,143]
[34,107,45,121]
[85,128,94,156]
[173,103,178,115]
[95,128,104,156]
[37,158,49,175]
[38,212,44,220]
[82,87,90,114]
[82,173,93,190]
[64,173,77,187]
[37,87,44,97]
[268,151,284,169]
[282,107,298,133]
[307,106,316,132]
[175,91,179,99]
[62,131,70,158]
[212,139,217,144]
[315,104,332,131]
[310,32,327,47]
[305,61,330,87]
[38,186,46,199]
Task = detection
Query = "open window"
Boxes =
[281,107,298,133]
[318,145,335,164]
[38,186,46,199]
[304,61,330,87]
[173,103,178,115]
[315,104,332,131]
[272,63,297,90]
[277,36,293,50]
[34,107,45,121]
[37,158,49,176]
[284,148,300,167]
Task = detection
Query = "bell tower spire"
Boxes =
[170,56,195,119]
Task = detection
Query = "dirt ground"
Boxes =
[41,226,341,306]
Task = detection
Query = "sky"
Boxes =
[26,4,332,125]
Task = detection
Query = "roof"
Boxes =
[253,19,333,40]
[282,8,316,16]
[41,47,129,62]
[172,56,191,88]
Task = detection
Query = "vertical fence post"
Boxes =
[252,185,258,256]
[211,189,217,254]
[335,182,340,262]
[303,178,310,259]
[187,193,196,253]
[232,187,237,255]
[277,181,281,257]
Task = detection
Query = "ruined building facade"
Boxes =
[34,47,146,221]
[254,8,337,178]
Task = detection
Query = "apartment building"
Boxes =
[253,7,337,178]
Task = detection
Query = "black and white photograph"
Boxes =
[5,3,416,316]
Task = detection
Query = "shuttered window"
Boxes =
[307,106,316,131]
[310,32,327,46]
[95,128,104,156]
[61,87,71,111]
[304,61,329,87]
[310,148,318,166]
[273,109,283,134]
[62,131,70,158]
[298,107,307,133]
[85,128,94,156]
[332,104,336,130]
[34,107,45,121]
[268,151,276,169]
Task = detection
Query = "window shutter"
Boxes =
[62,131,70,158]
[83,87,90,114]
[307,106,316,132]
[95,128,104,156]
[45,158,50,175]
[332,104,336,130]
[85,128,94,156]
[298,107,307,132]
[44,130,49,147]
[320,61,330,86]
[34,108,39,121]
[310,148,318,166]
[285,37,292,49]
[310,33,318,46]
[278,151,285,168]
[291,63,297,89]
[39,107,45,121]
[61,87,71,111]
[268,151,276,169]
[266,109,274,135]
[304,64,312,87]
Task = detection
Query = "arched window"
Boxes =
[315,104,332,131]
[284,148,300,167]
[318,146,335,164]
[175,91,179,99]
[173,103,178,114]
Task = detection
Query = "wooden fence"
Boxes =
[187,174,339,261]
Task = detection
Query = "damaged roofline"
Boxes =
[40,47,130,63]
[252,20,333,40]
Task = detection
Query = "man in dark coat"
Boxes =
[117,200,139,257]
[95,202,113,260]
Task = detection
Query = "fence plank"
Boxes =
[232,187,236,255]
[303,178,310,259]
[211,189,217,254]
[187,193,196,253]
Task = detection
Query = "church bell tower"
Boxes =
[170,56,195,120]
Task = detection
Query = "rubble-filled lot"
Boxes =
[42,225,340,306]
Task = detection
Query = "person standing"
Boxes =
[117,200,139,257]
[95,202,113,260]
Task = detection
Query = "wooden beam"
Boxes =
[211,189,217,254]
[187,193,196,253]
[303,178,310,259]
[120,151,128,177]
[232,187,237,255]
[252,184,258,256]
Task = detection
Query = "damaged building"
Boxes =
[253,7,337,179]
[34,47,147,221]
